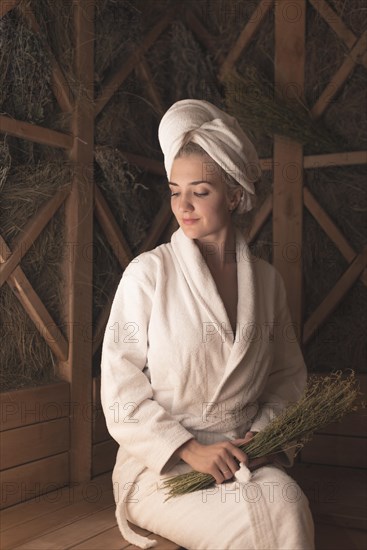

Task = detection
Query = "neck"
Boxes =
[195,226,237,269]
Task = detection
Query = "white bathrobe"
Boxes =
[101,227,315,549]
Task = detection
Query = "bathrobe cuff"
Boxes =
[159,434,195,474]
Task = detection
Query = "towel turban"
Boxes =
[158,99,261,212]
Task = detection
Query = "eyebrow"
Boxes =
[168,180,214,186]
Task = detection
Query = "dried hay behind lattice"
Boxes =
[0,2,72,134]
[94,145,162,251]
[26,0,74,82]
[168,20,222,105]
[0,6,53,124]
[304,277,366,374]
[94,0,143,87]
[0,291,60,391]
[305,1,367,149]
[305,2,347,108]
[305,165,367,253]
[95,75,160,156]
[246,163,367,375]
[0,138,12,193]
[93,219,121,324]
[224,69,342,154]
[197,0,261,59]
[324,66,367,150]
[328,0,367,35]
[0,162,70,391]
[301,165,366,373]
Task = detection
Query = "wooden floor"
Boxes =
[0,473,180,550]
[1,472,366,550]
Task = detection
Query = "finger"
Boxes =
[217,458,236,479]
[231,446,249,467]
[212,465,231,484]
[230,434,254,446]
[217,445,247,473]
[221,468,234,481]
[229,440,249,451]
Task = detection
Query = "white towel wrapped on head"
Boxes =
[158,99,261,212]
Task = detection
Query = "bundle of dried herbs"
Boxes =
[163,371,361,499]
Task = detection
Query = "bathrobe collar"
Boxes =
[171,227,258,399]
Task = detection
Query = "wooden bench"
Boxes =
[1,466,366,549]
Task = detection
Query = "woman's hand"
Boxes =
[174,438,249,484]
[231,431,275,472]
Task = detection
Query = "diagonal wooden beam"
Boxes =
[304,187,356,263]
[0,185,71,287]
[311,30,367,119]
[0,235,68,361]
[184,6,225,65]
[304,187,367,286]
[94,5,181,116]
[218,0,274,81]
[138,201,173,254]
[246,194,273,244]
[0,115,73,149]
[19,4,74,113]
[303,246,367,344]
[308,0,357,50]
[94,183,133,269]
[0,0,18,18]
[92,285,119,355]
[308,0,367,70]
[93,199,174,355]
[135,58,165,117]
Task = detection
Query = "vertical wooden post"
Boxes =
[60,0,95,482]
[273,0,306,338]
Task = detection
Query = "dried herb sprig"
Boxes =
[162,371,361,499]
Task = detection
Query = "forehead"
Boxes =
[170,154,225,185]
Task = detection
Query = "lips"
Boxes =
[182,218,199,225]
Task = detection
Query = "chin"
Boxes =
[179,224,202,239]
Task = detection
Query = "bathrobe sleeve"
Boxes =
[250,269,307,466]
[100,258,194,475]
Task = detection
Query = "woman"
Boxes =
[101,99,315,549]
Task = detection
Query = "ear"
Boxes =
[227,188,242,211]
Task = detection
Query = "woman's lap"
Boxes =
[124,463,315,550]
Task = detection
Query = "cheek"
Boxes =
[204,197,228,218]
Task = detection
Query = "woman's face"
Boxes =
[168,153,240,242]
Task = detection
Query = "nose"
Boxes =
[177,194,194,212]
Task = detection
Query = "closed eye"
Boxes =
[170,192,209,197]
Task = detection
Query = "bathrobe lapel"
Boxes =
[171,228,258,401]
[171,228,233,354]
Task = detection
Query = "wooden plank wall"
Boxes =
[0,383,70,509]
